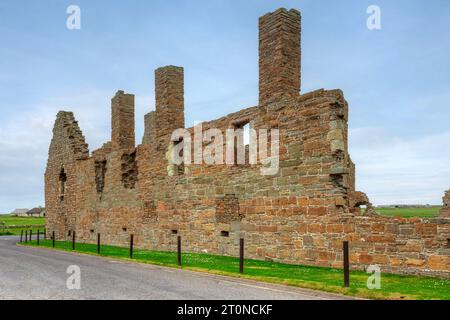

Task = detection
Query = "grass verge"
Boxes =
[0,215,45,226]
[20,240,450,300]
[0,215,45,236]
[376,206,442,218]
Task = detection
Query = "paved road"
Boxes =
[0,236,351,300]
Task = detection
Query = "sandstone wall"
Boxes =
[45,88,449,278]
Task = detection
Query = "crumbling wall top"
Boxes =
[49,111,89,161]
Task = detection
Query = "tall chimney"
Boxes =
[259,8,301,107]
[142,111,156,145]
[154,66,185,150]
[111,90,135,150]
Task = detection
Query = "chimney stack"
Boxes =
[111,90,135,150]
[154,66,185,150]
[259,8,301,107]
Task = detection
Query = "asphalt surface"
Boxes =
[0,236,351,300]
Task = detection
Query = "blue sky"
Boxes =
[0,0,449,212]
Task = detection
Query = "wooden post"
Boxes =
[20,230,23,243]
[52,231,55,248]
[72,231,76,250]
[44,228,46,240]
[29,230,32,241]
[97,233,100,254]
[239,238,244,274]
[25,230,28,243]
[37,230,40,245]
[343,241,350,288]
[129,234,134,259]
[177,236,182,267]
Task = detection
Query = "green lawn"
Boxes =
[0,215,45,236]
[376,206,442,218]
[21,240,450,300]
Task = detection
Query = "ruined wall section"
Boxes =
[347,215,449,277]
[45,87,450,278]
[45,111,89,239]
[72,91,144,246]
[136,88,354,259]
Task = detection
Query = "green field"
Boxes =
[21,240,450,300]
[376,206,442,218]
[0,215,45,236]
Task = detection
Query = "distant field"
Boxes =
[0,215,45,236]
[376,206,442,218]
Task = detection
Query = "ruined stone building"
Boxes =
[45,8,449,277]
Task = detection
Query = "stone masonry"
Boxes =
[45,8,449,278]
[441,190,450,218]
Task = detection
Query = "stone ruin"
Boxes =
[441,190,450,218]
[45,8,449,277]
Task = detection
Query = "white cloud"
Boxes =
[349,127,450,205]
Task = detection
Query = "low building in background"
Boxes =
[26,207,46,218]
[10,207,45,217]
[10,209,30,217]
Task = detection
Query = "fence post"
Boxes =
[29,230,32,241]
[129,234,134,259]
[44,228,46,240]
[25,230,28,243]
[20,230,23,243]
[97,233,100,254]
[52,231,55,248]
[72,231,76,250]
[239,238,244,274]
[343,241,350,288]
[37,230,40,246]
[177,236,182,267]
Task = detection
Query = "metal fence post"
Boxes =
[129,234,134,259]
[20,230,23,243]
[177,236,182,267]
[97,233,100,254]
[25,230,28,243]
[29,230,32,241]
[37,230,40,246]
[72,231,76,250]
[343,241,350,288]
[239,238,244,274]
[52,231,55,248]
[44,228,46,240]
